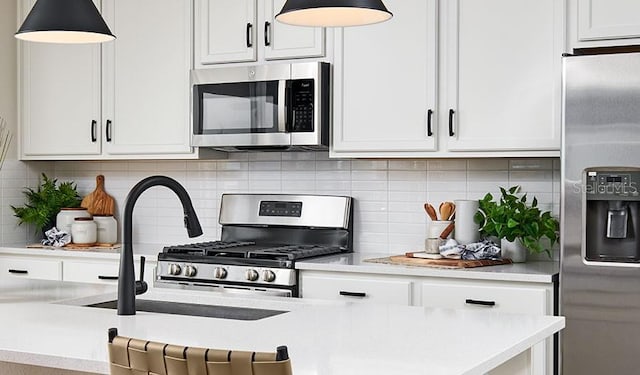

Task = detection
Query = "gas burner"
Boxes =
[162,241,256,256]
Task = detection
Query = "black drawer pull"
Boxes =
[8,269,28,274]
[91,120,97,142]
[246,23,253,48]
[339,291,367,298]
[106,119,112,142]
[448,108,455,136]
[264,21,271,46]
[98,275,118,280]
[465,299,495,307]
[426,109,433,136]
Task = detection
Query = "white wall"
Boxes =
[52,153,560,258]
[0,1,51,246]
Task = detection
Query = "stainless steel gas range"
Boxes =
[155,194,353,297]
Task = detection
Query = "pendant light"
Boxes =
[15,0,115,44]
[276,0,392,27]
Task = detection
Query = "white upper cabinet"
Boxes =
[194,0,325,67]
[101,0,193,156]
[443,0,563,152]
[195,0,257,64]
[332,0,438,154]
[18,0,211,160]
[331,0,564,158]
[19,1,102,157]
[570,0,640,48]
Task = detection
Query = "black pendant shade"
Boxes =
[16,0,115,44]
[276,0,392,27]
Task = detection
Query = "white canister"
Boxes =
[454,199,481,245]
[56,208,91,234]
[93,215,117,244]
[71,217,97,244]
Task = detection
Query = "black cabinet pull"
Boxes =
[427,109,433,137]
[8,269,28,274]
[246,23,253,48]
[106,119,112,142]
[98,275,118,280]
[448,109,455,137]
[465,298,496,307]
[91,120,97,142]
[339,291,367,298]
[264,21,271,46]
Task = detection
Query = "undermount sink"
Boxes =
[86,299,287,321]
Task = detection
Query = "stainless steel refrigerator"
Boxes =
[562,52,640,374]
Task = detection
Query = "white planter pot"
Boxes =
[500,238,528,263]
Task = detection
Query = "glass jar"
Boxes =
[71,217,97,244]
[93,215,117,244]
[56,208,90,234]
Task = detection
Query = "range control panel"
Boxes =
[259,201,303,217]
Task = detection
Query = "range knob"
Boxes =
[213,267,227,279]
[184,265,197,277]
[168,263,181,276]
[245,269,259,281]
[262,270,276,283]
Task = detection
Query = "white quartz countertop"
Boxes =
[296,253,559,283]
[0,244,161,261]
[0,278,563,375]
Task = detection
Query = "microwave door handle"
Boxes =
[278,80,287,133]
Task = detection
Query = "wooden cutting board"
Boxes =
[81,175,115,216]
[365,255,512,269]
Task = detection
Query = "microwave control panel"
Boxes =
[287,79,314,132]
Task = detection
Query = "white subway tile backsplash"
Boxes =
[468,159,510,171]
[428,159,467,171]
[6,154,558,255]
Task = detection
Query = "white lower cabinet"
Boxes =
[63,259,155,287]
[0,257,62,281]
[301,272,412,305]
[300,270,556,375]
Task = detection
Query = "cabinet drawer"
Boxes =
[64,261,120,284]
[0,257,62,281]
[421,282,548,315]
[301,274,412,305]
[64,260,155,286]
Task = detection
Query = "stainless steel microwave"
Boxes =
[191,62,330,151]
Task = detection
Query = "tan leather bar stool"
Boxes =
[107,328,292,375]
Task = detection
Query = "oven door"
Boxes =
[191,65,290,148]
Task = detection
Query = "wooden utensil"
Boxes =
[81,175,115,216]
[439,201,455,221]
[439,221,455,239]
[423,203,438,221]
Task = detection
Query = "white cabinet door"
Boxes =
[443,0,563,152]
[263,0,325,60]
[18,1,101,158]
[195,0,257,65]
[332,0,438,154]
[0,257,62,281]
[101,0,193,156]
[64,259,155,287]
[577,0,640,41]
[301,272,413,305]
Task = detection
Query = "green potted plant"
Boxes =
[12,173,82,237]
[474,186,559,262]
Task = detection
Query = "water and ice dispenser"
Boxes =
[585,169,640,262]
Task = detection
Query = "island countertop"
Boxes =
[0,277,563,375]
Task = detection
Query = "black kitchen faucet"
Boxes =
[117,175,203,316]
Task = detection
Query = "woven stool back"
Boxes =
[107,329,292,375]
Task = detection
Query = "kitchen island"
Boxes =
[0,277,563,375]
